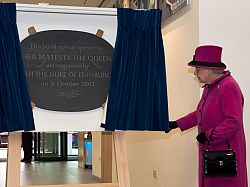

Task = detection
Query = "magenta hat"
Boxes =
[188,45,226,69]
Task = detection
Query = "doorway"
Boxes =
[34,132,78,161]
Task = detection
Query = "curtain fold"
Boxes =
[105,8,169,131]
[0,3,35,132]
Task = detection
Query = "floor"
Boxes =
[0,148,99,187]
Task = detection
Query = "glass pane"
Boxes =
[39,133,60,157]
[67,132,78,156]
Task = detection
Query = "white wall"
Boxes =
[199,1,250,184]
[124,0,200,186]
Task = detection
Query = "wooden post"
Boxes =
[6,132,22,187]
[101,132,113,182]
[113,132,130,187]
[78,132,85,168]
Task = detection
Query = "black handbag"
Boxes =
[202,129,237,177]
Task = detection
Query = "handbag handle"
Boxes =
[206,128,231,150]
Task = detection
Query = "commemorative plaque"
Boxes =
[21,30,113,112]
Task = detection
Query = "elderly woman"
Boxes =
[169,45,248,187]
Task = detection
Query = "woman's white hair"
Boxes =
[209,69,224,74]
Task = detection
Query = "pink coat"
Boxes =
[177,71,248,187]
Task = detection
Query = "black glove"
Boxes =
[196,131,207,144]
[165,121,178,133]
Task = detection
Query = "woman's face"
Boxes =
[194,68,211,83]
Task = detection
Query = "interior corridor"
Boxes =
[0,147,98,187]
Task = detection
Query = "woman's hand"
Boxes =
[165,121,178,133]
[196,132,207,144]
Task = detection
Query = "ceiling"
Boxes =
[2,0,116,7]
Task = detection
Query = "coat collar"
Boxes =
[203,70,231,88]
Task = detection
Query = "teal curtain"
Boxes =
[0,3,35,132]
[105,8,169,131]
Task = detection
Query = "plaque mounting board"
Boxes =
[17,4,117,131]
